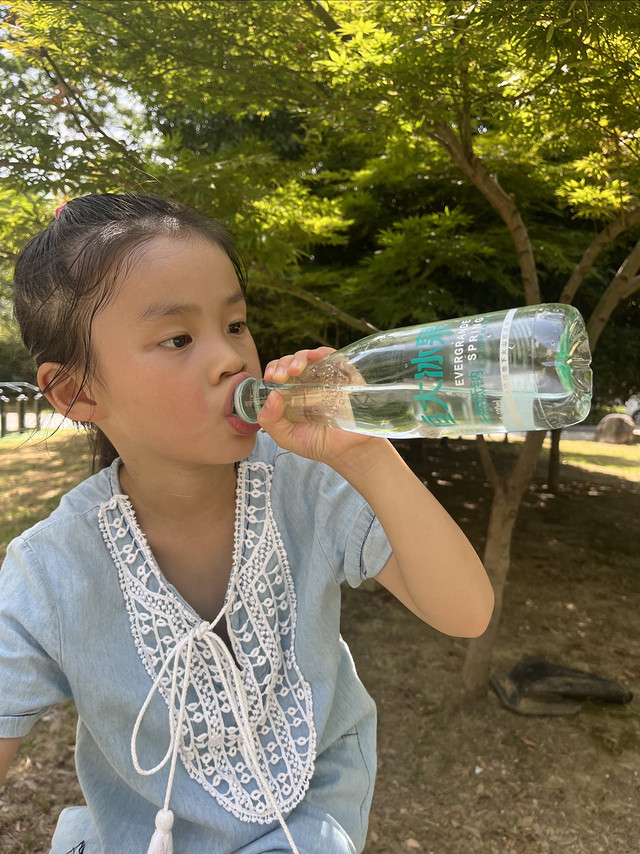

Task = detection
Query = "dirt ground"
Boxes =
[0,432,639,853]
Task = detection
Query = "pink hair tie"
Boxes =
[54,202,68,219]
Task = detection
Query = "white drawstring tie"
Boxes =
[146,808,174,853]
[131,619,301,854]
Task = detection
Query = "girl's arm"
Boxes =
[326,439,493,637]
[0,737,22,787]
[257,349,494,639]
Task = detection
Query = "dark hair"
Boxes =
[13,193,247,470]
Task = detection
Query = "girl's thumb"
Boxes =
[256,390,284,426]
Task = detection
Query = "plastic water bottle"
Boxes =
[233,304,592,438]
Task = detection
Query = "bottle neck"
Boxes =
[233,377,256,423]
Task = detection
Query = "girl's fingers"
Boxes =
[304,346,334,362]
[264,347,335,383]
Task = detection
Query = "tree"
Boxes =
[0,188,52,379]
[1,0,640,700]
[277,0,640,699]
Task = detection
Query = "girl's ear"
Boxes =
[37,363,105,423]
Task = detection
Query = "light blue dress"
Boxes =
[0,433,392,853]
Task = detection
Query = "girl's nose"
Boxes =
[207,338,245,383]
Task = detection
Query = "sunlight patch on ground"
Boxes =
[546,438,640,483]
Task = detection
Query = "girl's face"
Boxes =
[86,235,262,471]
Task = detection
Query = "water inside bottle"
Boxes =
[237,304,592,438]
[277,380,589,439]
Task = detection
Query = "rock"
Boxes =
[594,413,636,444]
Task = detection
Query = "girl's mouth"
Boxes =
[226,414,261,436]
[225,374,261,435]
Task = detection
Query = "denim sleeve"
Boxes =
[282,454,393,588]
[342,501,392,588]
[0,539,72,737]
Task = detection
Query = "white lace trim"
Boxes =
[98,460,316,825]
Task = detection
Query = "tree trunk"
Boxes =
[461,430,546,703]
[548,428,561,494]
[460,486,518,702]
[424,109,640,704]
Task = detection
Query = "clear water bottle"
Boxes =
[233,304,592,439]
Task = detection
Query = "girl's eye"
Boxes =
[228,321,248,335]
[159,334,192,350]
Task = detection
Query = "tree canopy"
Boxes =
[1,0,639,396]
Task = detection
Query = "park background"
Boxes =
[0,1,639,851]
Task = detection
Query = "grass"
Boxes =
[0,429,92,562]
[481,433,640,483]
[543,438,640,482]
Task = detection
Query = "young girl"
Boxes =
[0,194,493,854]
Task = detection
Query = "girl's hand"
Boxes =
[256,347,386,468]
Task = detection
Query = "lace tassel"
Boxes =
[146,809,174,854]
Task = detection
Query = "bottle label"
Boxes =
[411,323,458,427]
[497,308,531,430]
[411,316,494,427]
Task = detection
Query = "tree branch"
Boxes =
[427,121,540,305]
[39,49,149,170]
[303,0,342,33]
[475,435,502,493]
[455,31,474,158]
[507,430,546,495]
[559,205,640,304]
[0,159,53,172]
[586,238,640,350]
[251,265,380,335]
[627,273,640,292]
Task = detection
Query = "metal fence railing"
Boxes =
[0,382,49,437]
